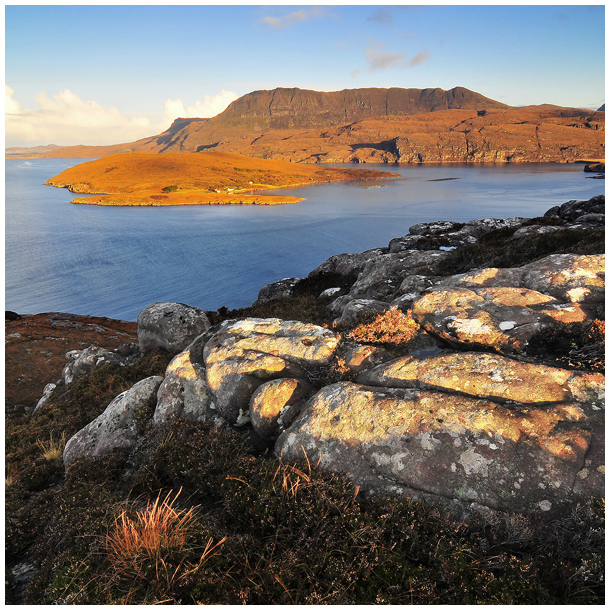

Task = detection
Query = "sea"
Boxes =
[5,158,604,321]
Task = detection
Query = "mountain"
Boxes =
[5,144,62,156]
[10,87,606,164]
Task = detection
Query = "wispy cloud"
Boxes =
[5,86,238,147]
[367,8,394,26]
[365,42,429,72]
[261,7,326,29]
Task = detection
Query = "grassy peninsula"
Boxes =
[45,151,399,206]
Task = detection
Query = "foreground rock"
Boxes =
[137,302,211,353]
[275,381,604,516]
[63,376,163,468]
[412,254,604,354]
[203,318,340,423]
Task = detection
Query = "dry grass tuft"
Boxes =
[36,431,67,464]
[5,463,20,488]
[104,489,225,601]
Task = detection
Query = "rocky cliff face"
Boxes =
[215,86,508,131]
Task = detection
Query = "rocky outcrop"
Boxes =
[274,381,603,516]
[63,376,163,468]
[56,196,605,519]
[62,344,139,385]
[254,277,300,305]
[137,302,211,354]
[153,332,218,426]
[203,318,340,423]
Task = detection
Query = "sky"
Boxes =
[4,3,606,148]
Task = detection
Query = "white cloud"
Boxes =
[261,7,326,29]
[5,86,238,148]
[162,90,239,124]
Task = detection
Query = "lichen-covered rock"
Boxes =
[308,247,388,279]
[249,378,312,439]
[358,351,605,405]
[203,318,340,422]
[348,250,449,300]
[154,333,218,425]
[32,383,57,415]
[62,345,127,385]
[435,254,605,305]
[275,382,604,516]
[137,302,211,354]
[254,277,300,305]
[63,376,163,469]
[412,286,589,353]
[343,344,394,374]
[520,254,605,304]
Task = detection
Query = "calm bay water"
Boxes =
[5,158,603,321]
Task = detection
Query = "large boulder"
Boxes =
[412,286,588,353]
[253,277,300,305]
[63,376,163,469]
[544,194,604,222]
[137,302,211,354]
[203,318,340,423]
[357,351,604,405]
[249,378,313,440]
[275,382,604,516]
[154,333,217,426]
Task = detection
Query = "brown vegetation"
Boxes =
[5,312,137,412]
[45,151,399,206]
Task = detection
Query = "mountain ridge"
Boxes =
[6,86,605,163]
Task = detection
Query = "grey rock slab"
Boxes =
[253,277,300,305]
[308,247,388,279]
[349,250,450,300]
[203,318,340,423]
[275,382,603,516]
[63,376,163,469]
[137,302,211,354]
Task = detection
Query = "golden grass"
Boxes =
[36,431,67,463]
[105,489,225,599]
[45,151,398,206]
[5,463,19,487]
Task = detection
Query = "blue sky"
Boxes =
[5,4,606,147]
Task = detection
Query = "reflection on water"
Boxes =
[5,159,602,320]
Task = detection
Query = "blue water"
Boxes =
[5,158,603,321]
